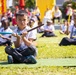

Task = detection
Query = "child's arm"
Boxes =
[44,29,53,32]
[21,32,33,47]
[65,23,70,35]
[12,33,21,48]
[0,34,11,40]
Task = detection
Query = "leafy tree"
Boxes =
[25,0,36,8]
[13,0,36,8]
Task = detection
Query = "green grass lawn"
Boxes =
[0,30,76,75]
[37,30,76,59]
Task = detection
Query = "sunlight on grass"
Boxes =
[36,30,76,59]
[0,30,76,75]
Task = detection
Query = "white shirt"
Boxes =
[44,10,52,19]
[34,8,40,16]
[12,26,36,49]
[61,24,67,32]
[54,10,62,17]
[30,22,38,40]
[66,8,73,16]
[0,27,13,43]
[37,26,44,32]
[70,20,74,26]
[69,25,76,39]
[44,24,55,32]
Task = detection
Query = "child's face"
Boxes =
[2,20,9,28]
[47,22,52,26]
[64,21,67,25]
[16,14,28,29]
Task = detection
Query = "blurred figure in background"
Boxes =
[59,10,76,46]
[65,4,73,22]
[34,6,41,22]
[37,21,44,33]
[41,19,56,37]
[52,6,62,24]
[59,20,68,34]
[7,9,13,25]
[42,8,53,25]
[0,18,13,46]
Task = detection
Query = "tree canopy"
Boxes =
[13,0,36,8]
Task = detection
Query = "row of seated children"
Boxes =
[0,10,76,64]
[59,10,76,46]
[37,16,76,46]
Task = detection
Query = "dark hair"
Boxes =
[16,10,28,18]
[30,19,35,22]
[1,19,10,27]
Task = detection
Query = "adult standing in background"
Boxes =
[42,8,53,25]
[65,4,73,22]
[52,6,62,24]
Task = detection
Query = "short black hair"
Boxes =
[16,10,28,17]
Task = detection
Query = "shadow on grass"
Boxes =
[0,61,8,65]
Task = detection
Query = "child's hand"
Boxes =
[21,31,28,38]
[0,34,2,37]
[12,33,16,37]
[0,34,5,39]
[12,33,20,38]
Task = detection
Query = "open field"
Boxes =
[0,30,76,75]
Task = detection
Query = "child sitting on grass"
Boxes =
[0,18,13,46]
[59,20,68,34]
[5,10,37,64]
[41,19,57,37]
[59,10,76,46]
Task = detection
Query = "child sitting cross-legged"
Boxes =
[5,10,37,64]
[41,19,57,37]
